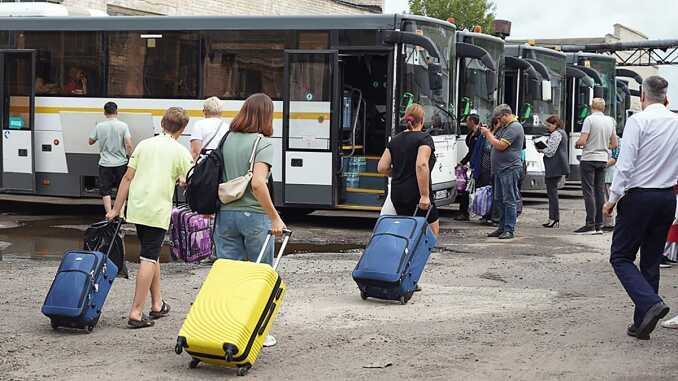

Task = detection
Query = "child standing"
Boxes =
[107,107,193,329]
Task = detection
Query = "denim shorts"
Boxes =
[214,209,274,265]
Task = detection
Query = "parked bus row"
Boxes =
[0,10,636,213]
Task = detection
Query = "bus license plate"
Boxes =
[434,190,448,200]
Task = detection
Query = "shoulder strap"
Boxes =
[202,119,226,149]
[247,134,264,173]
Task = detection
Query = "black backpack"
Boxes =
[185,131,230,214]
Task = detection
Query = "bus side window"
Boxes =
[16,31,104,97]
[107,32,199,98]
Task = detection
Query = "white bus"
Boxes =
[564,53,617,181]
[0,14,459,212]
[454,30,503,164]
[503,45,567,191]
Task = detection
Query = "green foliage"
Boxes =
[408,0,496,34]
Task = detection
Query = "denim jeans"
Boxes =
[214,209,274,265]
[580,160,607,228]
[494,166,522,233]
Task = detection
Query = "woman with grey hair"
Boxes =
[189,96,227,160]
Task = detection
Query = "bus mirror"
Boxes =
[594,85,605,99]
[541,80,552,102]
[520,103,533,122]
[461,97,471,119]
[428,62,443,91]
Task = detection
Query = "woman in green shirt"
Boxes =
[215,93,286,347]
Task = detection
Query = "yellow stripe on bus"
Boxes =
[34,106,330,121]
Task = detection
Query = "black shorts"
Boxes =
[393,200,439,224]
[135,224,166,262]
[99,164,127,197]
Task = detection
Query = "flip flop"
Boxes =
[128,314,155,329]
[149,300,171,320]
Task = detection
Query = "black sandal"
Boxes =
[128,314,155,329]
[149,300,171,320]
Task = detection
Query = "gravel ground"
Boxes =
[1,194,678,380]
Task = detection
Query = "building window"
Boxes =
[107,32,198,98]
[16,32,103,96]
[203,31,290,100]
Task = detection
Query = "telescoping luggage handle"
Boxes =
[413,206,432,221]
[255,229,293,271]
[104,218,125,259]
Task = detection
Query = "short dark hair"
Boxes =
[230,93,274,137]
[467,114,480,125]
[642,75,669,104]
[104,102,117,115]
[161,107,190,134]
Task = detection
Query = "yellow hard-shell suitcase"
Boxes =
[175,230,291,376]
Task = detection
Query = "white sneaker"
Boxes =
[661,315,678,329]
[263,334,277,348]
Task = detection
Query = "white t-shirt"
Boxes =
[189,118,228,150]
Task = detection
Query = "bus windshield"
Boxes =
[399,22,456,136]
[521,51,565,135]
[458,37,502,133]
[586,57,616,118]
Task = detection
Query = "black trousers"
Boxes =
[581,161,607,228]
[545,176,562,221]
[610,189,675,327]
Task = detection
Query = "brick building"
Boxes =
[0,0,384,16]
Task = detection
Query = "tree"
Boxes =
[408,0,496,34]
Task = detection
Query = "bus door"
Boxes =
[282,51,338,206]
[0,50,36,192]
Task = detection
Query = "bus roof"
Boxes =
[0,14,455,32]
[506,44,567,59]
[456,30,504,45]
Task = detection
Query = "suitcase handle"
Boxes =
[255,229,293,271]
[104,218,125,259]
[413,206,432,221]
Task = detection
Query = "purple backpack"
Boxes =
[470,186,493,217]
[170,207,213,263]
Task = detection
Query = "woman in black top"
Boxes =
[537,115,569,228]
[377,104,439,236]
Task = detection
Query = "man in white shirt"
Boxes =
[575,98,618,234]
[603,75,678,340]
[189,96,227,160]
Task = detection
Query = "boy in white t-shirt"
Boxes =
[189,96,227,160]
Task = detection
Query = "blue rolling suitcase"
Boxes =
[42,219,123,332]
[352,209,437,304]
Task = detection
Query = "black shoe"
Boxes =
[498,232,515,240]
[574,225,596,235]
[626,324,648,340]
[636,302,670,339]
[454,214,470,221]
[602,225,615,232]
[542,220,560,228]
[487,229,504,238]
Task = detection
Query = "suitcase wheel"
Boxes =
[50,320,59,330]
[85,324,95,333]
[237,365,251,377]
[399,292,413,305]
[360,291,368,301]
[189,358,200,369]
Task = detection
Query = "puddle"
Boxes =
[0,216,364,263]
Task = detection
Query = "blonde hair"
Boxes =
[404,103,425,130]
[591,98,606,112]
[203,96,224,116]
[161,107,190,134]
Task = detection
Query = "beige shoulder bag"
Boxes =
[218,134,263,205]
